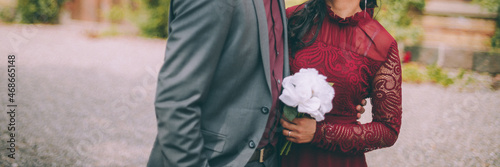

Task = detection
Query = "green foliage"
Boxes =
[456,68,466,80]
[376,0,425,45]
[426,64,454,87]
[17,0,66,24]
[140,0,170,38]
[0,7,17,23]
[402,62,426,83]
[473,0,500,49]
[472,0,500,12]
[108,5,125,24]
[100,26,120,37]
[402,63,482,88]
[492,29,500,49]
[492,5,500,49]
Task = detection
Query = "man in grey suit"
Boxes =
[148,0,289,166]
[147,0,366,166]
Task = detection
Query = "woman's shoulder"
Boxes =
[359,18,397,61]
[286,4,306,18]
[360,19,395,44]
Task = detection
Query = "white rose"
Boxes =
[279,68,335,122]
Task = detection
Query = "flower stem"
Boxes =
[280,112,305,156]
[285,141,292,155]
[280,141,291,155]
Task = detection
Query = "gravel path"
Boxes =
[0,24,499,167]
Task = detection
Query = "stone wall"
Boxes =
[406,0,500,74]
[406,45,500,74]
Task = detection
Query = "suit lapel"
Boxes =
[252,0,272,94]
[277,0,290,77]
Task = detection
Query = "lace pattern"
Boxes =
[311,41,402,154]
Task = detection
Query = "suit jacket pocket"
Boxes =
[201,129,227,153]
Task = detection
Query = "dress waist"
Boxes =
[324,115,357,124]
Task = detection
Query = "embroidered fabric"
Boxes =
[286,4,402,156]
[310,41,402,154]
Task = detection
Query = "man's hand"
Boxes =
[356,99,367,124]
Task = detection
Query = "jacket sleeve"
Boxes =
[311,41,402,154]
[154,0,234,166]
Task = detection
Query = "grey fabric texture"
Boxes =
[147,0,289,166]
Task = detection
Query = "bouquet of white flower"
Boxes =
[279,68,335,155]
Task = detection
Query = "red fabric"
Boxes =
[282,4,402,167]
[258,0,285,148]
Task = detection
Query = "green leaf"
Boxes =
[328,82,334,86]
[283,105,298,121]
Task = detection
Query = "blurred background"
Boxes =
[0,0,499,166]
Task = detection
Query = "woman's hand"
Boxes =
[281,117,316,144]
[356,99,367,124]
[280,99,366,143]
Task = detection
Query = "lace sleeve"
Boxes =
[311,41,402,154]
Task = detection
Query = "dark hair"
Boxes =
[288,0,378,54]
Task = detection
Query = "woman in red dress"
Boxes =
[280,0,402,166]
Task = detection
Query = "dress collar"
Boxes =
[325,5,374,26]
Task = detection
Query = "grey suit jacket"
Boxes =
[147,0,289,166]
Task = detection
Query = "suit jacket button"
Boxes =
[248,140,256,148]
[261,107,269,114]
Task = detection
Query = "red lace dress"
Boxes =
[282,5,402,167]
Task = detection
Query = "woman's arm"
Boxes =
[310,41,402,154]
